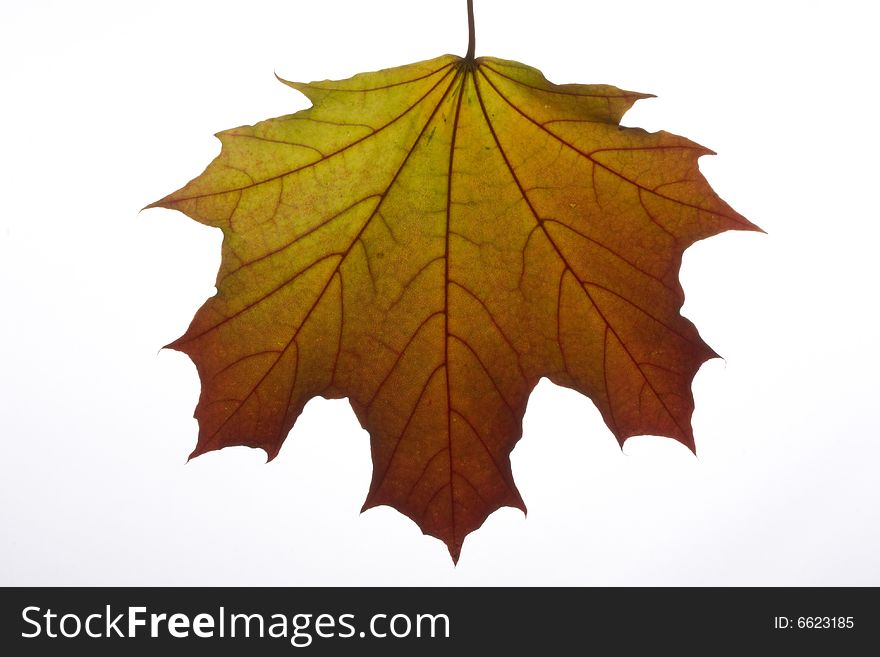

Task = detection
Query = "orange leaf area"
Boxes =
[151,55,759,561]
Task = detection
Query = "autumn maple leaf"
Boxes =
[149,1,759,562]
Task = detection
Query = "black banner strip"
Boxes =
[1,587,876,654]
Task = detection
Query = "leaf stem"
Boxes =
[465,0,475,61]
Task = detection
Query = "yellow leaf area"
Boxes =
[151,55,758,561]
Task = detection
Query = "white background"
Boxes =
[2,0,878,585]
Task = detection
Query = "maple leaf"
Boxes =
[149,2,759,562]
